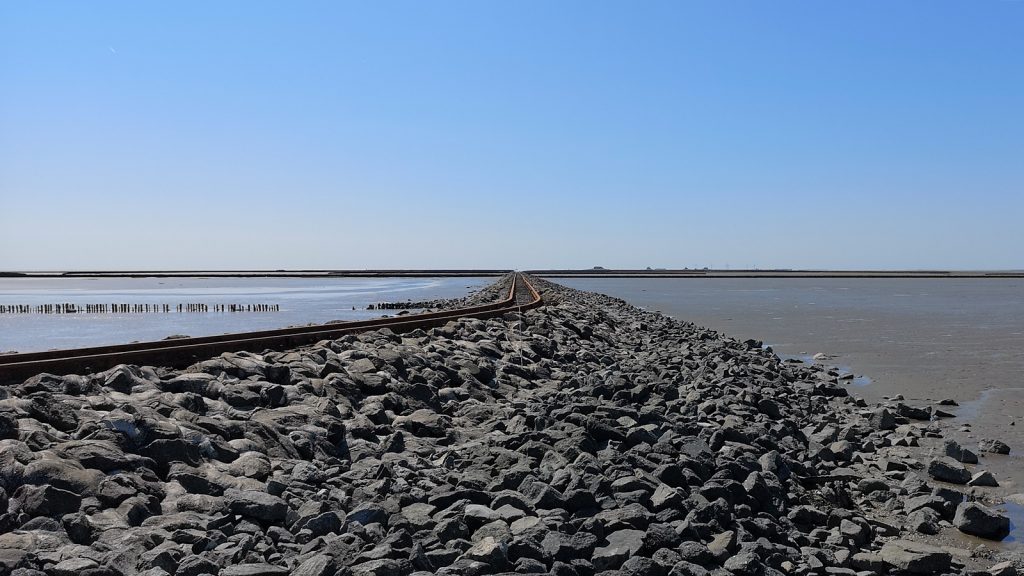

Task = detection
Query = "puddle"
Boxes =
[1001,501,1024,544]
[954,388,1004,421]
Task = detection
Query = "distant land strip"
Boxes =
[529,269,1024,278]
[1,269,1022,279]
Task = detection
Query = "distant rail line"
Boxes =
[0,274,542,385]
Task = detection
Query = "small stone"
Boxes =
[968,471,999,487]
[979,439,1011,455]
[989,561,1017,576]
[944,439,979,464]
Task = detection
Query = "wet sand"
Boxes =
[557,276,1024,547]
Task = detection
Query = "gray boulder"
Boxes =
[944,439,979,464]
[593,529,645,571]
[869,408,896,430]
[0,412,18,439]
[927,456,971,484]
[969,471,999,487]
[954,502,1010,540]
[225,489,288,522]
[979,438,1011,455]
[13,484,81,517]
[879,539,951,574]
[221,564,288,576]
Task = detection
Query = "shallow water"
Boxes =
[0,276,491,352]
[1003,502,1024,544]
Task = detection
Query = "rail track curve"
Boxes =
[0,273,542,385]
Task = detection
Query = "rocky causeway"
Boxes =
[0,275,1020,576]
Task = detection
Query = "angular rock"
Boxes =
[989,561,1017,576]
[0,412,18,439]
[926,456,971,484]
[944,439,979,464]
[593,529,645,571]
[461,536,507,566]
[954,502,1010,540]
[879,540,951,574]
[969,470,999,487]
[50,558,99,576]
[979,439,1011,455]
[13,484,81,517]
[869,408,896,431]
[225,489,288,522]
[221,564,289,576]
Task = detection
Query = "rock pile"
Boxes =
[370,276,517,313]
[0,276,1018,576]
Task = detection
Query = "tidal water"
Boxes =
[0,276,491,353]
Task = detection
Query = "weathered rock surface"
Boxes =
[954,502,1011,540]
[880,539,952,574]
[927,456,972,484]
[980,438,1012,455]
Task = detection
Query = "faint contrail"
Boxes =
[109,46,117,54]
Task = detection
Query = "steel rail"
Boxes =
[0,273,542,384]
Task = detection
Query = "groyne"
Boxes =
[0,303,281,315]
[0,276,1017,575]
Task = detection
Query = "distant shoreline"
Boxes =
[1,269,1023,279]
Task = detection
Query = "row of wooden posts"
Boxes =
[368,301,434,310]
[0,303,280,314]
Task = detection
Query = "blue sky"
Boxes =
[1,1,1021,270]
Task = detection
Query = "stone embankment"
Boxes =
[369,276,517,313]
[0,276,1019,576]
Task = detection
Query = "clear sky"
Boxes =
[1,1,1021,271]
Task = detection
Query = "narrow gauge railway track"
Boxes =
[0,273,542,385]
